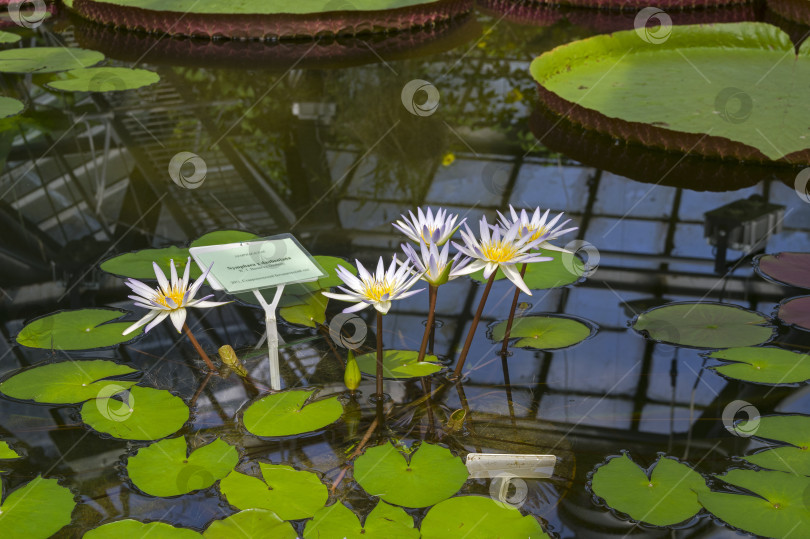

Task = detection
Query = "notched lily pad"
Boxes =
[242,388,343,437]
[490,315,595,349]
[420,496,549,539]
[80,386,189,440]
[707,346,810,385]
[16,309,143,350]
[354,441,468,508]
[738,415,810,476]
[755,252,810,289]
[0,47,104,73]
[204,509,296,539]
[84,519,202,538]
[0,360,138,404]
[304,501,418,538]
[45,67,160,92]
[219,463,327,520]
[632,302,773,349]
[470,250,584,289]
[355,350,442,379]
[589,453,709,526]
[0,476,76,537]
[127,436,238,497]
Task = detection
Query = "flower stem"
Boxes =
[376,312,384,400]
[499,263,528,357]
[417,284,438,362]
[183,323,217,372]
[453,272,497,379]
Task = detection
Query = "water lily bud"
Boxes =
[344,351,361,392]
[218,344,248,377]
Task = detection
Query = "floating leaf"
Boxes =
[590,453,709,526]
[355,350,442,379]
[632,302,773,349]
[470,250,583,289]
[698,470,810,537]
[242,389,342,437]
[189,230,260,248]
[0,476,75,537]
[0,47,103,73]
[45,67,160,92]
[80,386,189,441]
[707,347,810,385]
[279,292,327,328]
[737,415,810,476]
[219,463,327,520]
[777,296,810,332]
[0,97,22,119]
[304,501,418,539]
[203,509,296,539]
[16,309,143,350]
[354,441,468,508]
[0,360,138,404]
[84,519,202,538]
[755,252,810,289]
[420,496,549,539]
[0,32,20,44]
[490,315,595,349]
[0,442,20,460]
[127,437,238,497]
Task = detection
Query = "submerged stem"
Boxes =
[376,312,384,400]
[418,284,439,362]
[453,272,497,378]
[183,323,216,372]
[499,263,528,357]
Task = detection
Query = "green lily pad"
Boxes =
[531,23,810,163]
[0,360,138,404]
[127,437,238,497]
[189,230,260,248]
[707,347,810,385]
[755,252,810,289]
[16,309,143,350]
[279,292,327,328]
[736,415,810,475]
[777,296,810,332]
[203,509,296,539]
[219,463,327,520]
[80,386,189,440]
[45,67,160,92]
[0,442,20,460]
[420,496,549,539]
[470,250,583,289]
[303,501,418,539]
[84,519,202,538]
[0,47,104,74]
[590,453,709,526]
[632,302,773,349]
[0,476,76,538]
[0,97,23,119]
[242,389,342,437]
[490,315,595,349]
[0,32,20,45]
[355,350,442,379]
[354,441,468,508]
[698,470,810,537]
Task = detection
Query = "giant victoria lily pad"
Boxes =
[70,0,473,40]
[530,22,810,164]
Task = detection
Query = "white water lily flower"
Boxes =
[496,205,577,252]
[323,256,424,314]
[392,207,465,246]
[401,241,470,287]
[122,258,229,335]
[452,216,552,295]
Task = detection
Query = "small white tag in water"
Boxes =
[465,453,556,479]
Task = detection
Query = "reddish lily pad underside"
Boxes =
[777,295,810,332]
[755,252,810,289]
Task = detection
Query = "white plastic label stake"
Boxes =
[252,285,285,391]
[465,454,557,479]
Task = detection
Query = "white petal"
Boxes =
[187,300,231,309]
[374,300,392,314]
[144,311,170,333]
[122,311,159,335]
[170,259,179,289]
[343,301,371,314]
[502,264,532,296]
[170,309,187,333]
[153,262,170,291]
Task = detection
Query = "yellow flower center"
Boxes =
[362,280,396,302]
[522,224,549,242]
[152,287,185,309]
[481,240,520,263]
[419,227,438,244]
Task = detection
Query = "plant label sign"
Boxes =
[188,234,326,294]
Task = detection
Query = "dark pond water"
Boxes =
[1,2,810,538]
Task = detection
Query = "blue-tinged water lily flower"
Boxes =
[401,241,470,287]
[392,207,465,246]
[496,206,577,252]
[122,258,228,335]
[323,256,424,315]
[452,216,552,295]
